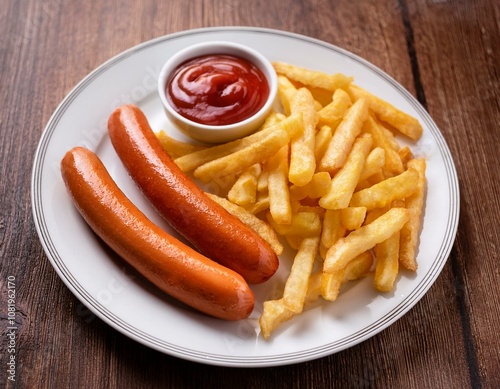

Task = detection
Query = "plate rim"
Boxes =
[31,26,460,367]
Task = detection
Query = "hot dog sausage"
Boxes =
[108,104,279,284]
[61,147,254,321]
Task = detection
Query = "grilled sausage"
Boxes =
[61,146,255,320]
[107,104,279,284]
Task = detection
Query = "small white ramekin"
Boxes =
[158,41,278,144]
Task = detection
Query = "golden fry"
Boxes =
[289,172,331,201]
[227,163,261,205]
[314,125,333,162]
[283,237,320,313]
[349,85,423,140]
[319,98,369,171]
[286,235,303,250]
[317,88,352,128]
[295,204,325,217]
[243,193,270,215]
[343,250,374,282]
[319,134,372,209]
[307,87,336,108]
[363,205,390,226]
[259,299,294,340]
[175,113,298,172]
[340,206,367,230]
[273,61,353,91]
[398,146,414,167]
[289,88,318,186]
[321,251,373,301]
[321,270,344,301]
[268,145,292,224]
[399,158,426,271]
[257,163,269,192]
[267,211,322,238]
[350,167,419,210]
[359,147,385,182]
[362,115,404,175]
[193,118,302,183]
[323,207,409,273]
[374,230,400,292]
[206,193,283,256]
[259,272,323,339]
[321,209,346,249]
[156,130,206,159]
[277,75,298,115]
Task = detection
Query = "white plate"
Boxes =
[31,27,459,367]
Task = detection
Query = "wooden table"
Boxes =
[2,0,499,387]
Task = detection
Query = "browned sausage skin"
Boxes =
[108,104,279,284]
[61,147,254,320]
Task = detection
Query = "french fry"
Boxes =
[156,130,206,159]
[323,207,409,273]
[296,204,325,217]
[350,167,419,210]
[358,147,386,182]
[263,111,288,127]
[362,171,386,188]
[319,242,329,261]
[340,206,367,230]
[290,199,301,214]
[374,229,400,292]
[286,235,303,250]
[319,134,373,209]
[398,146,414,167]
[321,250,373,301]
[319,98,369,172]
[348,85,423,140]
[259,299,294,340]
[273,62,354,91]
[399,158,426,271]
[267,211,322,238]
[193,118,302,183]
[243,193,270,215]
[362,115,404,175]
[305,271,323,304]
[277,75,298,115]
[259,202,422,335]
[363,205,390,226]
[321,270,345,301]
[175,113,299,172]
[283,236,320,313]
[321,209,346,249]
[200,172,238,198]
[289,172,331,201]
[317,88,352,128]
[307,86,336,108]
[380,121,401,151]
[267,145,292,224]
[289,88,318,186]
[259,272,323,339]
[206,193,283,256]
[257,163,269,192]
[227,163,261,205]
[314,125,333,162]
[343,250,374,282]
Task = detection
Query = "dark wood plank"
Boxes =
[408,0,500,387]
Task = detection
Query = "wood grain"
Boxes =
[1,0,499,387]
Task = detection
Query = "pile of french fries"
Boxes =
[156,62,426,340]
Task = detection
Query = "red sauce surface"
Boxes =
[166,54,270,126]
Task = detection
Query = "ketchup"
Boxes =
[166,54,269,126]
